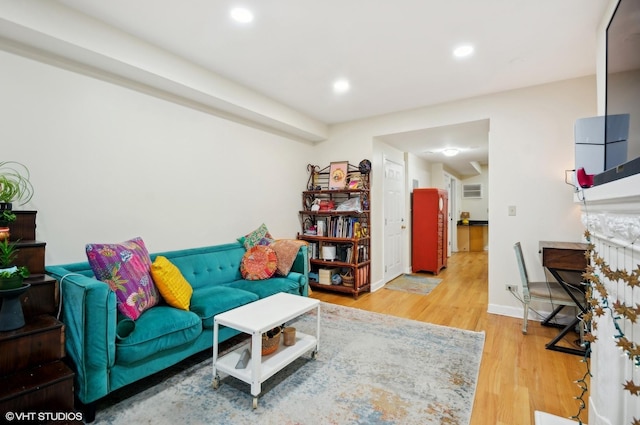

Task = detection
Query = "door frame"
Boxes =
[445,172,458,255]
[382,156,406,284]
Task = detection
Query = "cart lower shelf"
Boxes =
[213,331,317,407]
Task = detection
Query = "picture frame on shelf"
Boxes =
[347,172,361,189]
[329,161,348,190]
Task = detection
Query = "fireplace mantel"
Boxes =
[577,172,640,425]
[578,173,640,210]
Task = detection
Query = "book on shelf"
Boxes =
[321,216,361,239]
[317,219,326,237]
[345,246,353,262]
[309,242,318,259]
[335,244,354,262]
[356,265,369,285]
[357,245,369,262]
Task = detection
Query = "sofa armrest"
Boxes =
[46,265,118,404]
[288,244,309,296]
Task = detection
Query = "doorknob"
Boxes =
[401,225,407,229]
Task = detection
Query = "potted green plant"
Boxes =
[1,210,16,223]
[0,238,29,290]
[0,161,34,219]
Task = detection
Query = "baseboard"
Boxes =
[487,303,522,319]
[371,279,385,292]
[488,304,578,324]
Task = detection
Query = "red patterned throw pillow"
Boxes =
[240,245,278,280]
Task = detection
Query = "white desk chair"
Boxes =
[513,242,585,334]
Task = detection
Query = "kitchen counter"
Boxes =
[457,222,489,251]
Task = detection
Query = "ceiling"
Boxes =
[378,120,490,177]
[54,0,609,176]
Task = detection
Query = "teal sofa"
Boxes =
[45,241,309,419]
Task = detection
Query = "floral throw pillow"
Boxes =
[86,237,160,320]
[242,223,275,249]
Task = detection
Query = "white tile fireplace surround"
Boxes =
[579,173,640,425]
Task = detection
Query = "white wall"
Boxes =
[485,79,594,315]
[404,152,432,273]
[0,50,314,264]
[608,69,640,159]
[405,153,431,190]
[322,76,595,309]
[460,165,489,221]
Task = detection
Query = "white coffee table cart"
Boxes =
[212,292,320,408]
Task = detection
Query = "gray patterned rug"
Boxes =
[94,302,484,425]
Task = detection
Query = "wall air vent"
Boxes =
[463,183,482,199]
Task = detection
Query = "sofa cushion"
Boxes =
[150,256,193,310]
[153,243,247,290]
[241,223,275,249]
[115,306,201,365]
[271,239,307,276]
[240,245,278,280]
[190,286,259,328]
[86,237,160,320]
[228,276,303,299]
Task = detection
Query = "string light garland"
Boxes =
[577,228,640,425]
[572,354,591,424]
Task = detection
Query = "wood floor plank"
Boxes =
[309,251,589,425]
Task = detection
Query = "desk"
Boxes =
[539,241,589,356]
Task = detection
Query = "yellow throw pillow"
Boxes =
[150,256,193,310]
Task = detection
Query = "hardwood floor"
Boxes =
[309,251,589,425]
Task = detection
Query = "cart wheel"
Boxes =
[311,350,318,359]
[213,375,220,390]
[252,397,258,409]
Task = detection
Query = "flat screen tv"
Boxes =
[595,0,640,185]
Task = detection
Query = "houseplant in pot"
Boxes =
[0,238,29,290]
[0,161,34,224]
[0,238,30,330]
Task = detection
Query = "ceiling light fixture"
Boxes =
[442,148,460,157]
[230,7,254,23]
[453,44,474,58]
[333,79,350,93]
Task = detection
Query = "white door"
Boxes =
[383,158,405,282]
[445,173,456,256]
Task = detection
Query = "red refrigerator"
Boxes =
[412,188,448,274]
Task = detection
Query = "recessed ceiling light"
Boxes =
[442,148,460,157]
[453,45,474,58]
[230,7,254,23]
[333,79,350,93]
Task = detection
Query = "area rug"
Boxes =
[385,273,443,295]
[94,302,485,425]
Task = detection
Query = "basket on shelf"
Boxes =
[341,270,354,287]
[261,327,282,356]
